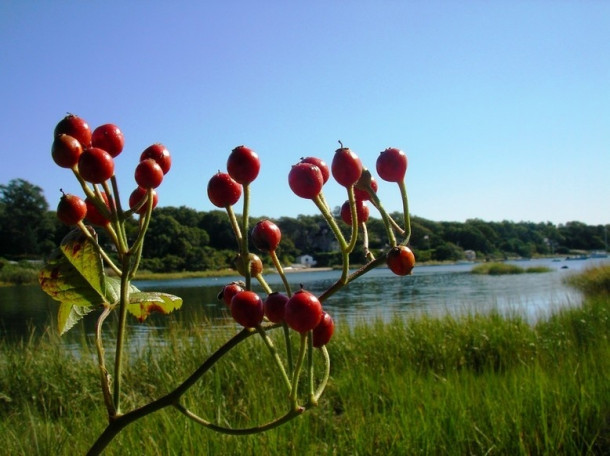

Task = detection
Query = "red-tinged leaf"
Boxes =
[59,227,106,297]
[127,292,183,322]
[39,248,106,307]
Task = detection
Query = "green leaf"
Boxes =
[60,228,106,298]
[127,292,183,322]
[39,248,106,307]
[57,302,95,336]
[104,276,141,305]
[39,228,111,335]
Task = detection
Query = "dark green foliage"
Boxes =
[0,179,608,274]
[0,179,54,258]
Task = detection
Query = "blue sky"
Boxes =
[1,1,608,225]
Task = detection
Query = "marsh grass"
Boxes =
[471,262,552,275]
[1,267,609,455]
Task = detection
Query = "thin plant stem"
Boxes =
[313,346,331,402]
[256,325,292,393]
[398,180,411,243]
[313,193,347,251]
[112,255,132,413]
[368,191,398,247]
[270,250,292,296]
[254,273,272,294]
[173,402,305,435]
[282,322,293,374]
[240,185,252,289]
[307,331,316,405]
[345,186,359,254]
[95,305,115,418]
[75,222,122,276]
[289,332,308,408]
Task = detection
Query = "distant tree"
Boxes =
[0,179,53,258]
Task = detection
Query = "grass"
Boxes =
[1,266,609,455]
[0,260,40,286]
[471,262,552,275]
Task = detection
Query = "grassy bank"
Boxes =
[471,261,552,275]
[1,266,609,455]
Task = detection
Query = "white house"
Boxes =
[295,254,317,267]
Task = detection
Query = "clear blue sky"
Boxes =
[1,1,608,226]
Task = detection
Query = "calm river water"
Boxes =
[1,257,608,345]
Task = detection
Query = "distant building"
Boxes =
[295,254,317,267]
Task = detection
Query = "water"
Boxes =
[1,257,607,345]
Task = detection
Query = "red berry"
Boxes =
[52,134,83,169]
[376,147,408,183]
[288,162,324,199]
[207,172,242,208]
[129,187,158,214]
[234,253,263,277]
[230,290,264,328]
[354,175,378,201]
[56,192,87,226]
[386,245,416,276]
[78,147,115,183]
[331,145,363,187]
[135,158,164,189]
[227,145,260,185]
[218,282,245,307]
[340,199,369,225]
[54,114,92,148]
[91,123,124,157]
[312,312,335,348]
[284,289,323,333]
[251,219,282,252]
[300,156,330,184]
[140,143,171,175]
[264,292,289,323]
[85,192,111,226]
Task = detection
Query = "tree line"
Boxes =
[1,178,608,272]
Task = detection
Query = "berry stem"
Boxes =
[254,273,272,295]
[76,222,122,276]
[307,331,316,405]
[255,326,292,393]
[289,332,308,408]
[313,193,347,251]
[127,192,155,279]
[240,185,252,288]
[282,322,294,374]
[318,255,387,303]
[345,185,359,254]
[94,305,116,418]
[270,250,292,296]
[313,346,331,403]
[361,222,375,261]
[398,180,412,244]
[173,402,304,435]
[367,187,397,247]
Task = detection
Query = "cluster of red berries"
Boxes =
[209,147,335,346]
[289,143,415,276]
[220,281,334,348]
[52,114,171,226]
[206,145,260,208]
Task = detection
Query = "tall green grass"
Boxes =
[1,266,609,455]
